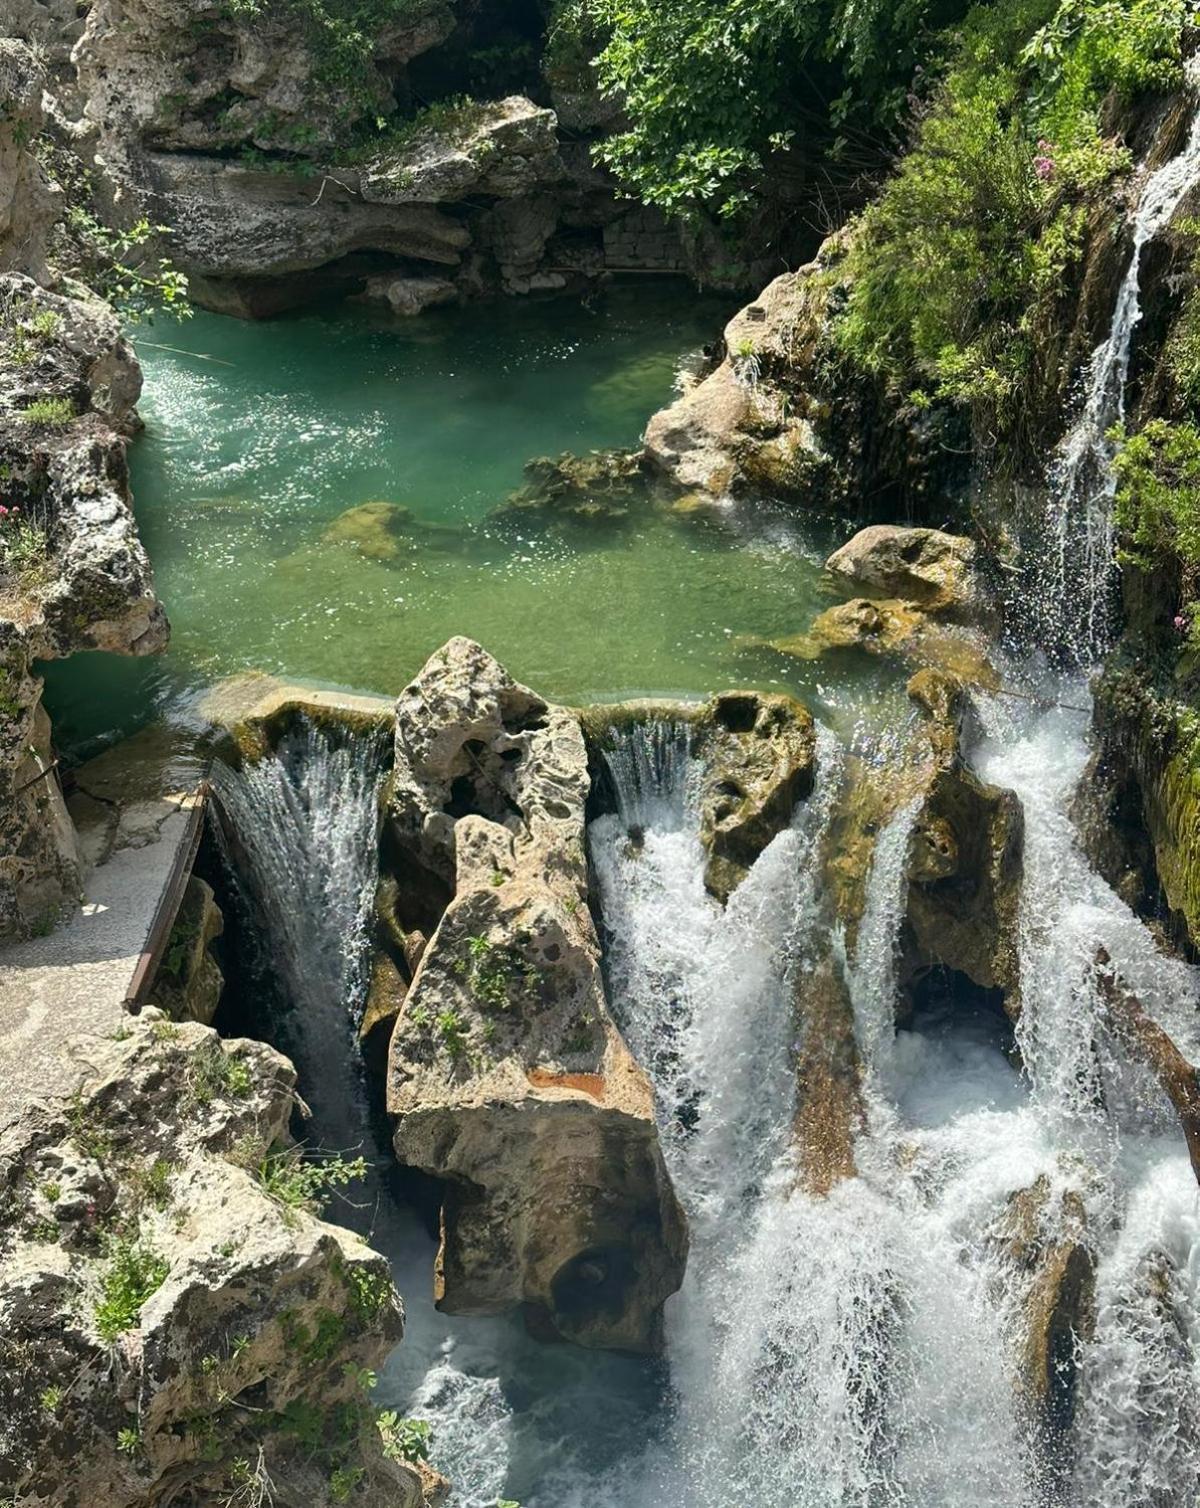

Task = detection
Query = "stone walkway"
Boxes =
[0,727,206,1127]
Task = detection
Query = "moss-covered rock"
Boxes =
[0,1017,445,1508]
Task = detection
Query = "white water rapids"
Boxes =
[204,90,1200,1504]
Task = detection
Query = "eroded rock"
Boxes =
[0,41,59,284]
[998,1176,1095,1446]
[0,1018,444,1508]
[0,274,167,940]
[385,639,687,1351]
[693,690,815,902]
[825,525,992,623]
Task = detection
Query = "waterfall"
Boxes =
[973,689,1200,1506]
[209,718,386,1148]
[1043,69,1200,663]
[848,798,921,1084]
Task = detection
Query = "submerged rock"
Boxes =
[385,639,687,1352]
[494,448,646,528]
[0,1018,444,1508]
[323,501,420,561]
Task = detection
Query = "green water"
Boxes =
[43,281,891,755]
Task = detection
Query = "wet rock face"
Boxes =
[693,690,816,902]
[385,639,688,1352]
[0,274,167,940]
[0,1019,443,1508]
[998,1176,1095,1449]
[904,671,1024,997]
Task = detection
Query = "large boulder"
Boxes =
[0,1018,444,1508]
[385,640,687,1352]
[643,248,839,501]
[825,525,992,623]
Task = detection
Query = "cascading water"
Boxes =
[584,726,1042,1508]
[1041,64,1200,662]
[973,690,1200,1508]
[210,718,386,1149]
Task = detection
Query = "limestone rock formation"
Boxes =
[0,1017,444,1508]
[643,243,840,500]
[0,273,167,940]
[0,41,59,283]
[385,639,687,1352]
[692,690,815,902]
[825,525,993,624]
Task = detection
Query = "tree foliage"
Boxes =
[580,0,962,218]
[835,0,1188,438]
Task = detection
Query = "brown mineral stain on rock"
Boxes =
[527,1069,607,1101]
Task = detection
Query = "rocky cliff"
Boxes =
[1,1015,445,1508]
[0,271,167,940]
[381,638,688,1352]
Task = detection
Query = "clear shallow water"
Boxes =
[41,282,892,756]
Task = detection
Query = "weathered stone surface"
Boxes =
[0,274,167,940]
[361,273,459,316]
[147,874,225,1024]
[360,98,565,207]
[74,0,451,156]
[905,670,1024,995]
[0,41,59,284]
[825,525,992,622]
[643,238,842,500]
[0,1018,444,1508]
[693,690,815,902]
[386,639,687,1352]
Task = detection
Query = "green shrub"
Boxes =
[376,1410,431,1464]
[254,1146,367,1222]
[20,397,74,430]
[1112,419,1200,570]
[836,0,1185,439]
[94,1239,170,1342]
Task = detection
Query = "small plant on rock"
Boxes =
[377,1410,431,1465]
[94,1238,170,1342]
[20,396,74,430]
[254,1146,367,1224]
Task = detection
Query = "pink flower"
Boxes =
[1034,155,1055,181]
[0,507,8,518]
[1174,614,1187,632]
